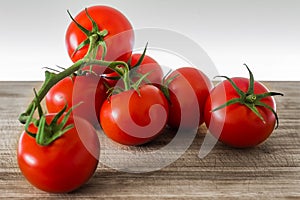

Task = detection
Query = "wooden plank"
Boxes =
[0,81,299,199]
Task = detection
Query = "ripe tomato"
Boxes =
[100,85,169,145]
[65,5,134,63]
[45,74,107,125]
[204,77,279,148]
[129,53,163,85]
[17,115,100,193]
[166,67,213,129]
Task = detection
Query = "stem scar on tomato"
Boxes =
[211,64,283,129]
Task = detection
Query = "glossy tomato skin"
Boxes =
[204,77,277,148]
[100,85,169,146]
[17,115,100,193]
[65,5,134,63]
[46,76,74,114]
[46,74,107,125]
[129,53,163,85]
[167,67,213,129]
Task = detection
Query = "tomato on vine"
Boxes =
[165,67,213,130]
[99,57,169,146]
[100,85,169,146]
[204,64,283,148]
[18,97,100,193]
[65,5,134,63]
[45,72,107,125]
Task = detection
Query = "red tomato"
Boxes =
[45,74,107,125]
[65,5,134,62]
[17,115,100,193]
[129,53,163,85]
[166,67,213,129]
[100,85,169,145]
[204,77,278,148]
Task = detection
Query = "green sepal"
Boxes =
[244,63,255,95]
[256,92,284,101]
[211,98,241,112]
[35,116,48,145]
[34,89,43,119]
[49,101,68,128]
[72,38,90,58]
[67,10,90,36]
[24,102,37,138]
[127,43,149,83]
[157,69,179,103]
[35,102,81,146]
[132,71,153,95]
[24,88,44,138]
[85,8,99,32]
[214,75,245,98]
[255,101,280,129]
[129,68,151,84]
[163,72,179,103]
[244,103,265,123]
[131,43,148,69]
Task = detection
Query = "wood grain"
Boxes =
[0,81,299,199]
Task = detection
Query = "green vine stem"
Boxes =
[18,57,130,124]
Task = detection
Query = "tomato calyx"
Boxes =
[211,64,283,128]
[127,43,152,84]
[106,67,153,97]
[25,89,77,146]
[104,44,155,96]
[67,8,108,60]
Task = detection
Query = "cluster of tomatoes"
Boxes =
[17,5,283,193]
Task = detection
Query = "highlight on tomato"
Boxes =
[204,64,283,148]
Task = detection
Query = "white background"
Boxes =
[0,0,299,81]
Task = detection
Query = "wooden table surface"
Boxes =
[0,81,299,199]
